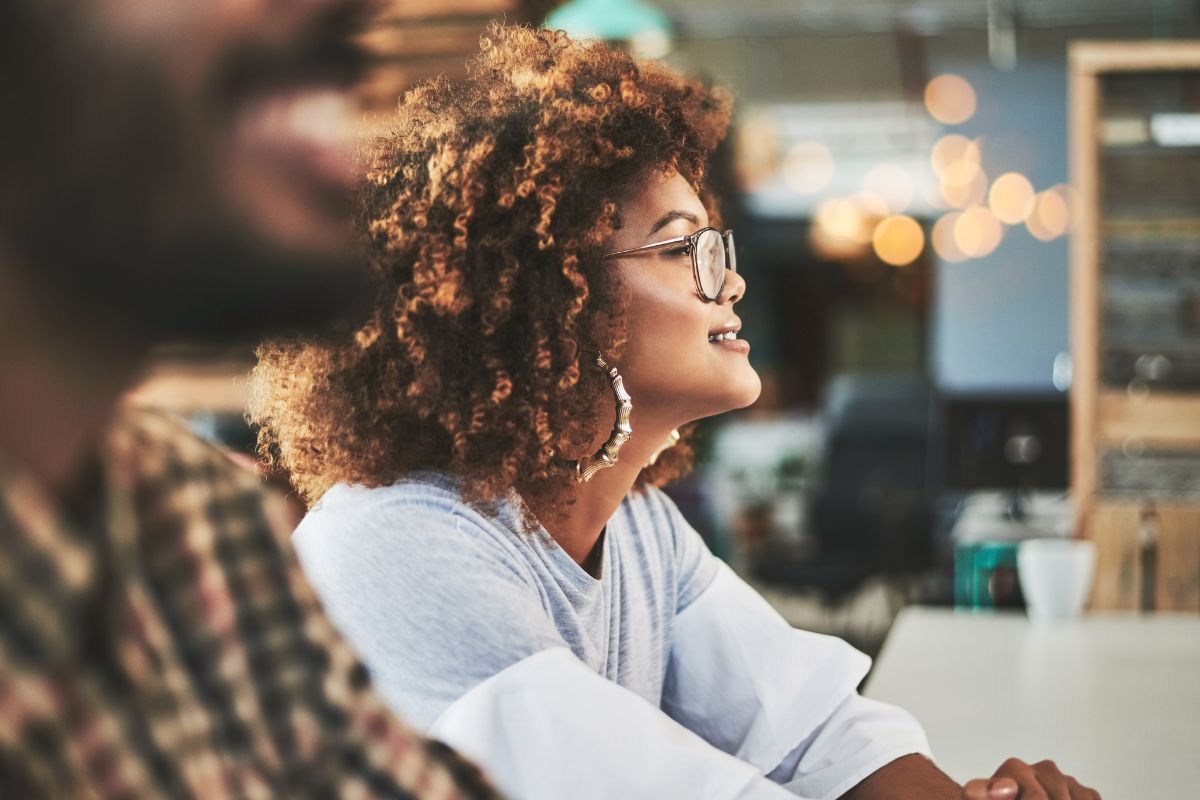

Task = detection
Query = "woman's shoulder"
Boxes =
[296,471,514,552]
[310,471,462,517]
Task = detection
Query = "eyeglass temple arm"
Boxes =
[603,234,692,259]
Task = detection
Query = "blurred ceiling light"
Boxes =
[864,163,915,214]
[872,215,925,267]
[924,74,977,125]
[940,163,988,209]
[988,172,1035,224]
[930,134,980,177]
[782,141,835,195]
[1026,190,1070,241]
[954,206,1003,257]
[545,0,673,59]
[932,212,967,262]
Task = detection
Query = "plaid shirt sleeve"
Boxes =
[0,407,502,799]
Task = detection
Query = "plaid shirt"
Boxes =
[0,408,500,799]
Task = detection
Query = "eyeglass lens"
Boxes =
[695,228,726,299]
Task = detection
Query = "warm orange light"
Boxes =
[863,163,915,214]
[872,215,925,266]
[783,141,835,195]
[811,197,873,260]
[924,74,977,125]
[1026,190,1070,241]
[941,163,988,209]
[988,172,1035,224]
[930,134,980,177]
[932,212,967,262]
[954,206,1003,257]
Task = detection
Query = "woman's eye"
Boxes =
[666,246,691,257]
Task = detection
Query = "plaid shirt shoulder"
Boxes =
[0,407,499,799]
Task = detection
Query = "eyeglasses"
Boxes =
[604,227,737,302]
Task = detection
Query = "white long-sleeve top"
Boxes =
[293,472,931,800]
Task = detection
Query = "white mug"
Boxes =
[1017,538,1096,622]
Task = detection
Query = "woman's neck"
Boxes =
[532,409,681,565]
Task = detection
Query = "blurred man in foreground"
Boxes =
[0,1,496,796]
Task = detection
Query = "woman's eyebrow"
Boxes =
[645,210,700,241]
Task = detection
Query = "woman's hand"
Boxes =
[962,758,1100,799]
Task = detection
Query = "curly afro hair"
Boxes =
[249,24,732,516]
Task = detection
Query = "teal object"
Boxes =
[955,541,1024,610]
[544,0,672,41]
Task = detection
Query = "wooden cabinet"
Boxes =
[1070,41,1200,612]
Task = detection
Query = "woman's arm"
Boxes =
[431,647,806,800]
[839,754,961,800]
[663,558,933,799]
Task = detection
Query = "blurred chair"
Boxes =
[750,373,935,600]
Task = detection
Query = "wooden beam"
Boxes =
[1069,42,1101,534]
[1070,41,1200,75]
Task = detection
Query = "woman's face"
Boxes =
[606,170,761,428]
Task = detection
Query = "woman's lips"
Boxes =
[710,337,750,354]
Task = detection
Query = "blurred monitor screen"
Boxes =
[942,395,1069,491]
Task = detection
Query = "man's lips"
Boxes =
[234,88,358,194]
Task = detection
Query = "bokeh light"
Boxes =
[954,206,1004,257]
[734,113,780,191]
[924,74,977,125]
[1026,190,1070,240]
[852,190,890,219]
[940,162,988,208]
[872,215,925,266]
[930,134,980,177]
[988,172,1035,224]
[932,212,967,262]
[782,141,835,195]
[811,196,873,259]
[1050,183,1081,233]
[863,163,916,214]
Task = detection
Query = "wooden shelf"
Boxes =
[1096,391,1200,448]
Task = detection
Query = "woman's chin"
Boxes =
[706,371,762,417]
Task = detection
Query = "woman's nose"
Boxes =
[721,268,746,304]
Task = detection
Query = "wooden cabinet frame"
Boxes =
[1070,41,1200,611]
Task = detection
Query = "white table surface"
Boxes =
[863,607,1200,800]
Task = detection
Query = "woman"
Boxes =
[250,25,1098,800]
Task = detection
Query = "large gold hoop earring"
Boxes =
[573,353,633,483]
[645,429,680,468]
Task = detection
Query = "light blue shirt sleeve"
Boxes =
[656,495,932,800]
